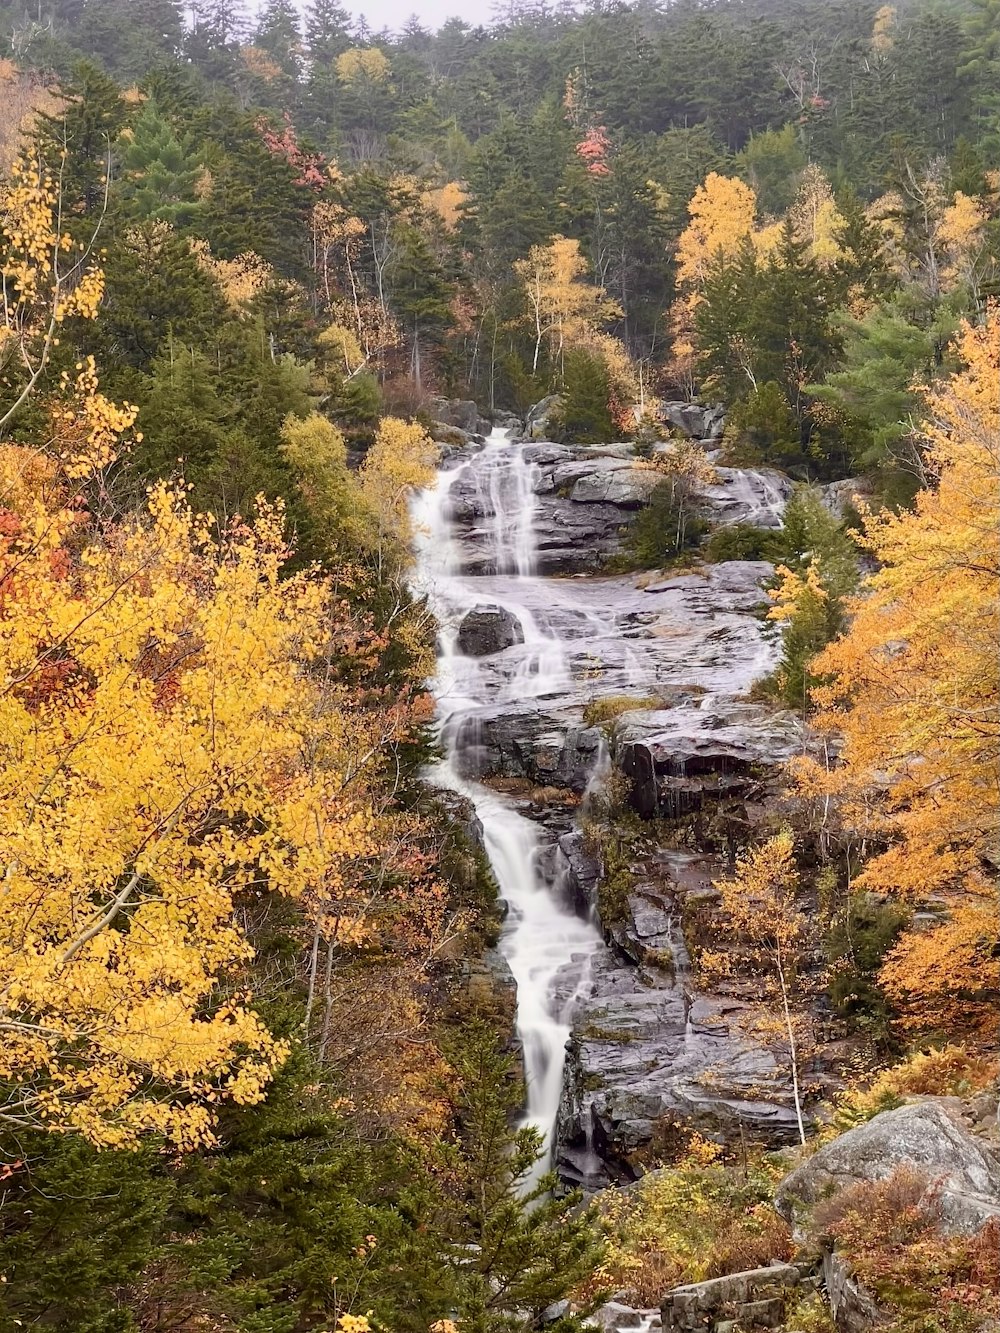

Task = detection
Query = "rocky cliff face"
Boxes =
[425,432,836,1185]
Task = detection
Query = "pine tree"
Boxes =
[119,102,203,226]
[35,61,127,217]
[960,0,1000,153]
[305,0,354,62]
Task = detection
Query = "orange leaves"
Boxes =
[804,311,1000,1035]
[576,125,612,177]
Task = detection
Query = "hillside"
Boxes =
[0,2,997,1331]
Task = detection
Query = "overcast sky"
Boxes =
[284,0,495,37]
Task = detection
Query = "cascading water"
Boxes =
[412,431,602,1188]
[411,428,788,1200]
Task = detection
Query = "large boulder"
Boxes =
[431,397,487,434]
[525,394,565,441]
[657,400,725,441]
[457,604,524,657]
[819,476,876,520]
[775,1100,1000,1237]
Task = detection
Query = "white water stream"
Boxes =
[412,431,603,1188]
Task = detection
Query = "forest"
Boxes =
[0,0,997,1329]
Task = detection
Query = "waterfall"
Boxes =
[412,430,602,1189]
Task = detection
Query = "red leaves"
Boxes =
[576,125,612,177]
[255,113,327,191]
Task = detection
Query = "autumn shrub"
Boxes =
[579,1155,792,1307]
[819,1169,1000,1331]
[583,694,660,727]
[831,1045,999,1132]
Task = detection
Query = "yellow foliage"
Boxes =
[0,458,385,1146]
[938,191,989,291]
[787,165,845,268]
[799,312,1000,1034]
[872,4,897,55]
[336,1314,373,1333]
[336,48,391,84]
[319,322,366,377]
[240,46,285,84]
[53,355,139,477]
[582,1157,791,1307]
[280,411,380,560]
[514,235,622,373]
[831,1045,999,1131]
[359,416,438,554]
[423,181,468,232]
[674,173,758,292]
[1,158,131,443]
[641,438,719,488]
[767,561,828,623]
[190,238,274,312]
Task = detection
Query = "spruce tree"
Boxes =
[118,102,203,226]
[255,0,303,79]
[448,1026,602,1332]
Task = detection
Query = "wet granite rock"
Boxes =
[661,1264,803,1332]
[557,945,806,1188]
[571,468,663,507]
[699,467,793,529]
[612,701,804,819]
[775,1100,1000,1238]
[587,1299,661,1330]
[457,604,525,656]
[431,396,490,435]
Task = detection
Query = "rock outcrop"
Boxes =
[775,1099,1000,1237]
[558,944,808,1187]
[657,401,726,441]
[613,699,804,819]
[457,604,525,657]
[431,396,490,435]
[661,1263,804,1332]
[523,394,565,440]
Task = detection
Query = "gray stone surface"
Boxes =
[571,468,664,507]
[819,476,876,520]
[662,1264,801,1332]
[657,400,726,441]
[558,956,807,1187]
[613,700,804,820]
[524,393,565,440]
[776,1100,1000,1236]
[431,396,489,434]
[456,604,525,657]
[822,1252,881,1333]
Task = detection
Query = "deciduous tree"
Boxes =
[796,312,1000,1036]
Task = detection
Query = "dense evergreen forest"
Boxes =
[0,0,997,1330]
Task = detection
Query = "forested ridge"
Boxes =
[0,0,997,1329]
